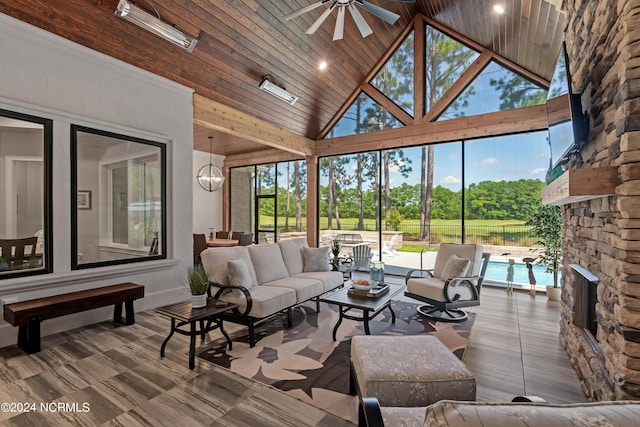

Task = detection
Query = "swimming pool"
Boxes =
[483,260,560,287]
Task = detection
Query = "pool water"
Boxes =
[484,260,560,287]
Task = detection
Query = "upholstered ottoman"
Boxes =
[350,335,475,407]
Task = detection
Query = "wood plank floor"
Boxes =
[0,283,585,426]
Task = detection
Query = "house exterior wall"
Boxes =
[560,0,640,400]
[0,13,194,348]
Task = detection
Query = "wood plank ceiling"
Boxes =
[0,0,564,156]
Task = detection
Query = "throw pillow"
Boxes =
[302,246,331,272]
[441,254,471,280]
[227,259,253,297]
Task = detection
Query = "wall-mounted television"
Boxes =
[545,42,589,183]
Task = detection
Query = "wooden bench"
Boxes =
[3,282,144,354]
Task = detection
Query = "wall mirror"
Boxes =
[0,109,52,279]
[71,125,166,269]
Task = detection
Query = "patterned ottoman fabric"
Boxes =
[351,335,476,407]
[424,400,640,427]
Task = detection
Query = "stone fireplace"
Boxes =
[558,0,640,400]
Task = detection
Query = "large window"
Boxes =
[71,126,166,269]
[0,109,52,279]
[229,160,307,244]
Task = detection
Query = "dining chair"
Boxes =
[231,231,243,240]
[0,237,39,271]
[238,233,254,246]
[193,233,208,266]
[216,230,230,239]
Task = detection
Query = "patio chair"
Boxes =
[343,244,373,279]
[405,243,490,322]
[381,234,399,256]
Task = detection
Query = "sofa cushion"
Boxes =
[423,400,640,427]
[219,284,296,319]
[441,254,470,280]
[302,246,331,272]
[294,271,343,293]
[277,237,308,275]
[261,277,324,303]
[227,259,253,297]
[247,243,289,285]
[201,246,258,288]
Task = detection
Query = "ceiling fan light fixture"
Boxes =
[259,76,299,105]
[115,0,198,53]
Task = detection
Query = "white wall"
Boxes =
[0,13,195,347]
[193,149,225,235]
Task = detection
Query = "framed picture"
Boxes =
[77,190,92,210]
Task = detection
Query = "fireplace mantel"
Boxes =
[541,167,618,205]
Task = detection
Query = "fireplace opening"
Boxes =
[570,264,599,351]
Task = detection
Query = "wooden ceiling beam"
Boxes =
[223,148,303,168]
[315,104,548,157]
[193,94,314,157]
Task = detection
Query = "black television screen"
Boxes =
[545,43,589,181]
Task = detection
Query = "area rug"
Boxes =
[197,301,475,424]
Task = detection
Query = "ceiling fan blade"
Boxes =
[357,0,400,25]
[333,6,345,41]
[306,4,336,35]
[348,4,373,38]
[284,1,328,20]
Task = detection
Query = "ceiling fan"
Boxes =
[285,0,412,41]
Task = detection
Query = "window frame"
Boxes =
[70,124,167,270]
[0,109,53,280]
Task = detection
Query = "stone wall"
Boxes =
[560,0,640,400]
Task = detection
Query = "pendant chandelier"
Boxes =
[197,136,224,192]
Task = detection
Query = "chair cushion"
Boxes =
[406,276,447,301]
[381,407,426,427]
[277,237,308,275]
[227,259,253,296]
[433,244,483,278]
[247,244,289,285]
[423,400,640,427]
[302,246,331,272]
[441,255,471,280]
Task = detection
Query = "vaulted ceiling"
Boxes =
[0,0,565,156]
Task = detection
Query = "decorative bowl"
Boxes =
[351,279,378,291]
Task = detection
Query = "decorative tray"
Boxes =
[347,283,389,299]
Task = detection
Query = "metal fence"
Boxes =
[328,223,536,247]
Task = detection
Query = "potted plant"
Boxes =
[525,204,563,300]
[187,264,209,308]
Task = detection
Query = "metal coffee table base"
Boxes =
[332,302,396,340]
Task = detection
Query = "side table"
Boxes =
[156,298,237,369]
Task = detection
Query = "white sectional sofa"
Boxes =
[200,237,343,346]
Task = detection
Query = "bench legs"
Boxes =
[17,316,42,354]
[113,296,136,325]
[15,299,137,354]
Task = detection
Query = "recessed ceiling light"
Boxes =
[493,4,505,14]
[319,60,328,71]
